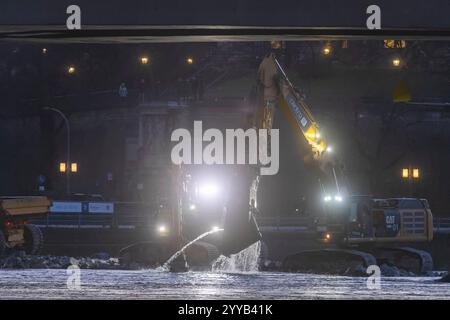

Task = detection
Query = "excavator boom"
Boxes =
[257,53,327,161]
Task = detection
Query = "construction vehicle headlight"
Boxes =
[323,195,332,202]
[334,195,343,202]
[198,182,220,198]
[326,146,333,153]
[157,224,168,235]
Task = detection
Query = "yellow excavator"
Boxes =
[251,52,434,274]
[0,196,51,256]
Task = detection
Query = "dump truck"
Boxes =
[0,196,52,256]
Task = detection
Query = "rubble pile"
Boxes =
[0,251,126,270]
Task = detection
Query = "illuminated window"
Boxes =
[59,162,67,173]
[412,168,420,179]
[384,40,406,49]
[71,163,78,173]
[402,168,409,178]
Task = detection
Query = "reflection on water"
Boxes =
[0,269,449,300]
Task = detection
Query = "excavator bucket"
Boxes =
[220,203,262,256]
[219,168,262,256]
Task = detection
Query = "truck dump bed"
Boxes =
[0,197,52,216]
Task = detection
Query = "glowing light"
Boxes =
[334,195,343,202]
[186,57,194,65]
[158,225,168,235]
[325,233,331,240]
[392,58,401,67]
[199,183,219,198]
[323,195,332,202]
[189,204,196,211]
[140,56,149,65]
[59,162,66,173]
[402,168,409,178]
[322,46,331,55]
[71,163,78,173]
[326,146,333,153]
[42,48,47,54]
[413,168,420,179]
[67,66,76,74]
[212,226,220,232]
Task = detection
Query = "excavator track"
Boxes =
[370,247,433,274]
[282,248,377,274]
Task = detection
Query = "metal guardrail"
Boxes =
[31,213,154,229]
[30,208,450,233]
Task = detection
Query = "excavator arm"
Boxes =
[256,53,344,196]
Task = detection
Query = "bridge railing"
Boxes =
[30,203,450,233]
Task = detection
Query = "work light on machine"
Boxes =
[198,182,220,198]
[157,224,168,236]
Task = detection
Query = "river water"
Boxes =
[0,269,449,300]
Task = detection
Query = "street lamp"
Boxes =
[67,65,76,74]
[392,58,401,67]
[402,168,409,178]
[401,167,420,179]
[140,56,149,65]
[44,107,71,195]
[401,166,420,196]
[322,44,332,55]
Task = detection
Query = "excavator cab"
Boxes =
[319,195,433,245]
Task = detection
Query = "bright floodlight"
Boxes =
[189,204,196,211]
[199,183,219,198]
[326,146,333,153]
[211,226,220,232]
[334,195,343,202]
[157,225,167,234]
[323,195,332,202]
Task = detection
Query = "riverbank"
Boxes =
[1,252,448,280]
